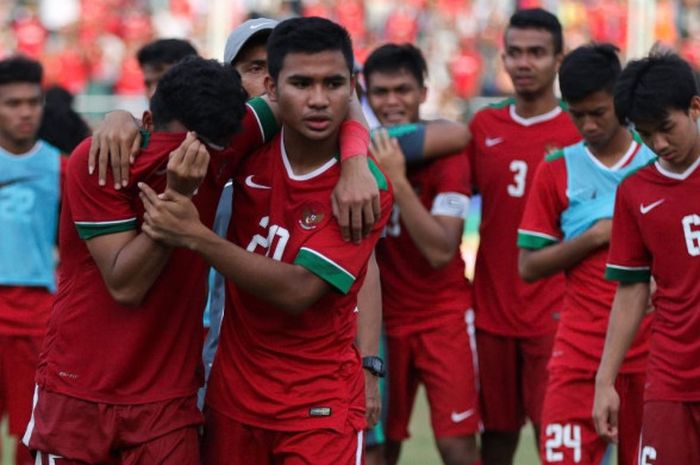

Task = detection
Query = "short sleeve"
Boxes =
[517,158,566,249]
[430,152,471,218]
[67,139,138,240]
[294,187,393,294]
[605,182,651,282]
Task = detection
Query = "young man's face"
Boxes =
[268,50,354,142]
[366,68,426,126]
[0,82,43,148]
[142,63,174,101]
[634,97,700,170]
[568,89,620,151]
[233,43,268,98]
[502,27,562,99]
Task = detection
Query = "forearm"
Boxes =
[596,282,649,386]
[519,230,606,281]
[422,120,470,160]
[356,253,381,357]
[393,179,460,268]
[189,226,329,314]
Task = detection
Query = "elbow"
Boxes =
[276,284,325,316]
[518,258,540,283]
[426,246,456,270]
[108,286,147,307]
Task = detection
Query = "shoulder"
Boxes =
[621,158,657,185]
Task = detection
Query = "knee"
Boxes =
[436,436,478,465]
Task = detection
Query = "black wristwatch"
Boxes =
[362,356,386,378]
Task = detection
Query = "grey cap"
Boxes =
[223,18,278,65]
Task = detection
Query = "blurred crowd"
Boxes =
[0,0,698,118]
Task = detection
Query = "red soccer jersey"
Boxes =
[376,152,472,337]
[467,99,581,337]
[37,103,274,404]
[206,132,393,433]
[606,157,700,402]
[517,149,649,373]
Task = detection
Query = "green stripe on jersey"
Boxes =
[367,158,389,191]
[294,247,355,294]
[517,230,558,249]
[75,219,138,240]
[604,264,651,282]
[621,157,657,182]
[545,148,565,162]
[247,97,278,142]
[487,97,515,109]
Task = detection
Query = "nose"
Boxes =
[308,84,329,108]
[385,90,400,105]
[650,132,669,153]
[582,116,597,134]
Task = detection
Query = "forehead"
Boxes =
[279,50,350,78]
[567,90,613,111]
[633,109,685,132]
[0,82,42,100]
[234,42,268,66]
[367,68,421,89]
[505,27,555,51]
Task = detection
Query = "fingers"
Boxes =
[129,132,141,164]
[97,135,110,186]
[362,200,375,238]
[88,136,98,175]
[109,138,122,189]
[350,200,363,244]
[119,136,130,187]
[337,201,351,242]
[138,182,160,207]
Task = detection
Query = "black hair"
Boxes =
[614,53,698,125]
[233,30,272,66]
[363,43,428,88]
[507,8,563,54]
[0,55,42,86]
[137,39,198,69]
[38,86,91,154]
[559,43,621,102]
[150,56,247,146]
[266,17,353,82]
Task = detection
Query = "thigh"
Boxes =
[415,315,479,439]
[615,373,645,465]
[476,330,523,431]
[121,426,200,465]
[384,334,419,441]
[638,401,700,465]
[5,335,42,435]
[202,407,272,465]
[520,332,555,428]
[539,368,605,465]
[276,428,364,465]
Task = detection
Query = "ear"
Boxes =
[349,74,357,101]
[419,85,428,105]
[690,95,700,121]
[142,111,154,132]
[265,75,277,102]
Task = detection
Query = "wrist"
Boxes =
[595,371,616,387]
[340,120,369,161]
[362,355,385,378]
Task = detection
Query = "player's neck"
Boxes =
[513,91,559,119]
[282,126,339,175]
[587,128,633,168]
[660,137,700,174]
[0,133,36,155]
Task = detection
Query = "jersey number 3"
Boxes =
[507,160,527,198]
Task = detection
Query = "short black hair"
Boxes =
[38,86,91,154]
[0,55,42,86]
[363,43,428,88]
[267,17,353,82]
[559,43,621,102]
[507,8,563,54]
[150,56,247,146]
[137,39,198,69]
[614,53,698,125]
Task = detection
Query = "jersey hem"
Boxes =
[517,230,558,249]
[38,383,198,406]
[75,219,138,240]
[247,97,277,142]
[604,265,651,282]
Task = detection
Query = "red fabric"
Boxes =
[540,368,644,465]
[207,134,392,433]
[520,155,650,373]
[476,329,554,430]
[385,313,479,440]
[38,108,263,404]
[638,401,700,465]
[467,102,581,337]
[608,161,700,402]
[26,388,201,465]
[377,152,472,337]
[0,335,43,435]
[202,407,365,465]
[0,286,53,336]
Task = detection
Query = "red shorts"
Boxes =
[202,407,364,465]
[476,329,554,431]
[637,400,700,465]
[385,310,480,441]
[540,368,644,465]
[0,334,43,435]
[23,388,202,465]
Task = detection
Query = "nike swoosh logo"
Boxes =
[485,137,504,147]
[0,177,33,189]
[245,175,271,190]
[250,22,272,30]
[450,409,475,423]
[640,199,665,214]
